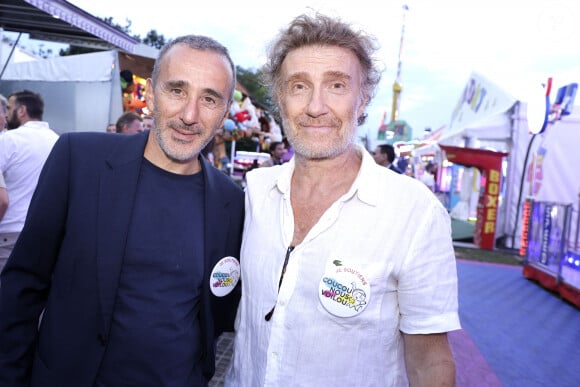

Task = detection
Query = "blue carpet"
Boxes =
[457,260,580,387]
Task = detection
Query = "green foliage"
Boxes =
[30,43,53,58]
[142,30,166,49]
[59,16,166,56]
[59,45,98,56]
[236,66,272,112]
[101,16,132,34]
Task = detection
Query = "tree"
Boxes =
[59,45,99,56]
[236,66,272,112]
[59,16,166,56]
[142,30,166,49]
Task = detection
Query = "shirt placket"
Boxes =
[264,198,343,384]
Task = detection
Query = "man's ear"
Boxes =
[357,95,369,119]
[17,104,27,119]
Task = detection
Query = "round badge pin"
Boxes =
[210,256,240,297]
[319,264,371,317]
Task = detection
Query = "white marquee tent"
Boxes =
[0,47,157,134]
[423,72,579,250]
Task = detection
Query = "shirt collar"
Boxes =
[19,121,50,130]
[272,144,380,207]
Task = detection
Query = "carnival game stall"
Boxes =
[435,72,579,250]
[518,81,580,306]
[440,146,509,250]
[0,46,157,134]
[434,71,579,303]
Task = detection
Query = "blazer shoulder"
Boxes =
[57,131,119,151]
[57,132,147,164]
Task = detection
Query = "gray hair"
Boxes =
[262,13,382,126]
[0,94,6,114]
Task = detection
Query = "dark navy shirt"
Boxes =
[97,158,206,386]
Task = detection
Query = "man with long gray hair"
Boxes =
[227,13,460,386]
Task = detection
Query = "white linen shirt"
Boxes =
[0,121,58,233]
[226,146,460,387]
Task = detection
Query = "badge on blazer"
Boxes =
[210,256,240,297]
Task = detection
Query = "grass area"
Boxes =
[454,245,523,266]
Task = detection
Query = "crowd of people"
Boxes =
[0,12,459,387]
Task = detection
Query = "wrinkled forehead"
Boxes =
[158,45,234,97]
[282,45,362,81]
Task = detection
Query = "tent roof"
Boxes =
[0,0,138,52]
[2,49,157,82]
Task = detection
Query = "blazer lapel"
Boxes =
[96,132,148,335]
[202,157,232,271]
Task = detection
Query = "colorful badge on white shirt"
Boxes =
[210,256,240,297]
[319,259,371,317]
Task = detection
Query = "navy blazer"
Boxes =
[0,131,244,386]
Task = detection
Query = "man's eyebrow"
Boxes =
[164,80,188,89]
[163,80,225,100]
[324,70,352,81]
[285,71,352,83]
[285,72,309,83]
[202,88,225,100]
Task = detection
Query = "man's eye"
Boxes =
[290,83,307,93]
[170,89,183,96]
[201,95,223,109]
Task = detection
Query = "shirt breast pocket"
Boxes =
[315,256,395,330]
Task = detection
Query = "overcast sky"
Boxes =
[15,0,580,141]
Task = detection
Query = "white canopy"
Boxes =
[439,71,518,145]
[2,49,116,82]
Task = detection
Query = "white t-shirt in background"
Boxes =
[0,121,58,233]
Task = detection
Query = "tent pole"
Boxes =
[229,140,236,177]
[0,32,23,80]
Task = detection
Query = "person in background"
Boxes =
[0,94,7,132]
[105,123,116,133]
[0,90,58,276]
[227,13,459,386]
[0,35,244,387]
[260,141,286,167]
[142,115,155,131]
[281,136,294,163]
[120,69,147,113]
[0,94,9,224]
[0,97,8,242]
[0,172,7,229]
[116,111,144,134]
[373,143,403,173]
[0,95,7,206]
[420,162,436,192]
[212,118,235,173]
